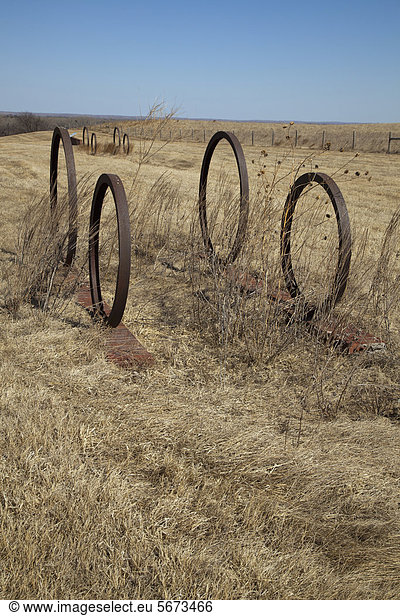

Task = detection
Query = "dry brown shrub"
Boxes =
[1,178,93,318]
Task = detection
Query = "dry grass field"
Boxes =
[1,117,400,599]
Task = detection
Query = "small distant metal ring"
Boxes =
[199,131,249,266]
[49,126,78,266]
[281,172,352,315]
[91,133,97,155]
[82,126,89,147]
[123,133,130,154]
[89,173,131,328]
[113,127,121,147]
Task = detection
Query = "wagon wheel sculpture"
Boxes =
[49,126,78,266]
[88,173,131,328]
[281,172,352,317]
[199,131,249,267]
[82,126,89,147]
[123,133,130,154]
[90,132,97,155]
[113,126,121,148]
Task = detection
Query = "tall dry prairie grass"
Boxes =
[0,122,400,599]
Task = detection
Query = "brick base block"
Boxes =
[222,265,386,354]
[76,283,155,368]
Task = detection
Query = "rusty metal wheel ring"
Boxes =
[50,126,78,266]
[89,173,131,328]
[123,133,130,154]
[199,131,249,266]
[281,172,352,315]
[113,127,121,147]
[82,126,89,147]
[91,132,97,155]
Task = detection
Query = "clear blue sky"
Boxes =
[1,0,399,122]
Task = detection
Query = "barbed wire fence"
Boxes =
[124,125,399,154]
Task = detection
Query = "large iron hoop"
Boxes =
[91,132,97,155]
[199,131,249,266]
[123,133,130,154]
[281,172,352,315]
[49,126,78,266]
[89,173,131,328]
[82,126,89,147]
[113,127,121,147]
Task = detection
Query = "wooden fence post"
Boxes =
[295,129,298,147]
[251,131,254,146]
[352,130,356,150]
[322,130,326,149]
[387,132,392,154]
[271,129,274,146]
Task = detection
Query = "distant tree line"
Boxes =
[0,112,117,137]
[0,112,51,137]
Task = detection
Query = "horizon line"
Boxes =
[0,110,398,126]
